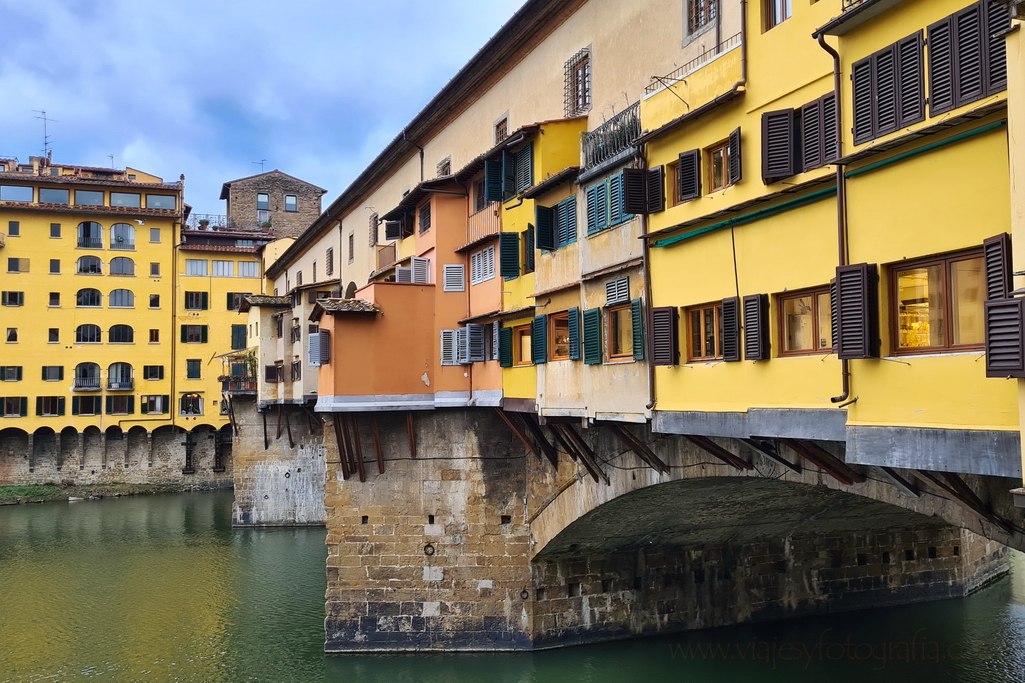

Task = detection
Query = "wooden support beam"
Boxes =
[275,403,284,440]
[607,423,669,474]
[284,408,295,449]
[518,413,558,468]
[780,439,862,485]
[225,393,240,436]
[877,466,920,497]
[685,435,752,471]
[557,423,610,485]
[547,424,578,462]
[492,408,542,460]
[331,414,351,480]
[262,410,269,451]
[551,424,599,482]
[371,416,385,475]
[347,416,366,483]
[741,438,800,473]
[919,471,1013,534]
[406,412,417,459]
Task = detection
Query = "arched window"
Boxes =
[109,325,134,343]
[76,324,101,343]
[76,288,102,307]
[107,362,134,390]
[108,289,134,308]
[110,257,135,276]
[74,362,100,389]
[77,221,103,249]
[77,255,102,275]
[110,223,135,250]
[180,394,203,416]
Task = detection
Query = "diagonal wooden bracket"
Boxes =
[606,423,669,474]
[780,439,863,485]
[517,413,559,468]
[331,414,351,480]
[406,412,417,459]
[371,416,385,475]
[877,466,920,497]
[493,408,543,460]
[741,438,800,473]
[552,423,609,485]
[919,471,1013,534]
[346,415,366,482]
[685,435,752,471]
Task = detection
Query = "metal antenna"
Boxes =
[251,159,267,173]
[108,154,115,168]
[32,110,57,156]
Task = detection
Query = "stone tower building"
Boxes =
[219,170,326,239]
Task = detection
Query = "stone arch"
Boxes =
[150,424,181,470]
[344,281,357,299]
[30,427,57,473]
[59,426,78,471]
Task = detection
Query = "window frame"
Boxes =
[284,194,298,212]
[564,47,592,117]
[778,286,834,357]
[605,303,634,361]
[706,139,732,192]
[764,0,792,31]
[686,302,724,361]
[549,312,571,361]
[512,324,532,367]
[686,0,718,36]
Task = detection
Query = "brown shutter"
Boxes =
[800,100,823,172]
[677,149,701,201]
[983,232,1012,300]
[743,294,769,361]
[851,56,874,144]
[835,263,880,360]
[984,0,1010,94]
[649,306,679,366]
[928,16,955,115]
[384,220,402,240]
[821,92,838,164]
[721,297,740,362]
[830,278,839,350]
[896,31,925,127]
[954,4,984,106]
[873,45,898,136]
[646,166,665,213]
[621,168,648,214]
[985,298,1025,378]
[264,365,277,383]
[761,110,795,182]
[728,127,742,184]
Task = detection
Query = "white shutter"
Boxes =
[470,251,481,284]
[483,246,496,281]
[467,324,486,362]
[308,330,330,366]
[605,276,630,305]
[492,321,500,360]
[412,256,430,284]
[440,329,458,366]
[443,264,465,292]
[457,327,470,364]
[395,266,413,283]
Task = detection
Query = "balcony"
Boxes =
[466,202,500,246]
[644,33,742,95]
[222,377,257,394]
[581,101,640,170]
[376,243,396,271]
[73,379,101,391]
[107,380,134,391]
[77,238,103,249]
[109,240,135,251]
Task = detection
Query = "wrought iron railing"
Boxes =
[109,240,135,251]
[77,238,103,249]
[186,213,269,232]
[466,202,500,245]
[644,33,742,95]
[107,380,134,390]
[74,379,101,390]
[581,101,640,169]
[222,377,257,393]
[842,0,873,10]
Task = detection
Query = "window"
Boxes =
[687,302,723,361]
[39,187,69,204]
[295,271,303,287]
[150,294,160,308]
[495,116,509,144]
[265,363,285,383]
[107,363,133,389]
[147,194,176,209]
[585,174,634,235]
[892,250,984,353]
[77,221,103,248]
[231,325,247,350]
[49,259,60,274]
[326,248,335,276]
[41,366,63,381]
[150,228,161,243]
[75,190,104,206]
[109,324,134,343]
[149,329,159,343]
[1,397,28,417]
[48,328,59,343]
[150,263,161,277]
[5,328,16,343]
[237,262,258,278]
[764,0,791,30]
[536,196,578,249]
[275,316,284,338]
[928,2,1010,116]
[550,313,571,361]
[6,220,20,236]
[110,192,140,208]
[76,324,101,343]
[1,366,22,381]
[227,292,249,310]
[312,261,317,283]
[50,223,61,238]
[780,288,833,355]
[181,325,208,343]
[110,223,135,250]
[290,361,301,382]
[470,246,496,285]
[348,232,355,263]
[284,194,297,212]
[106,396,133,415]
[109,289,134,308]
[186,259,208,276]
[7,257,29,273]
[184,291,209,310]
[256,192,270,211]
[76,288,101,307]
[141,395,168,414]
[186,359,201,379]
[565,47,591,117]
[687,0,718,35]
[110,257,135,276]
[2,186,32,202]
[606,304,634,359]
[72,396,102,416]
[212,260,233,277]
[49,292,60,307]
[419,203,431,233]
[180,395,203,415]
[707,140,731,192]
[143,365,164,380]
[852,33,924,145]
[1,291,23,306]
[74,363,101,389]
[513,324,532,366]
[37,396,64,417]
[76,256,101,274]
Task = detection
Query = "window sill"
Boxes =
[886,349,984,360]
[604,357,634,365]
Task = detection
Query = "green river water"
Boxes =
[1,490,1023,682]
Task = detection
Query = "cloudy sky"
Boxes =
[0,0,525,215]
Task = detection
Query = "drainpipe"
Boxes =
[402,130,425,182]
[816,33,851,405]
[638,149,657,412]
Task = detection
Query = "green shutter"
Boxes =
[585,185,598,233]
[484,158,503,203]
[126,397,134,414]
[200,326,208,343]
[499,327,513,367]
[36,396,42,416]
[499,232,520,279]
[536,205,555,250]
[609,173,625,224]
[201,292,209,310]
[72,396,80,415]
[105,396,113,414]
[583,308,602,365]
[57,397,65,416]
[531,315,548,364]
[231,324,246,350]
[502,149,516,200]
[631,298,645,361]
[568,307,581,361]
[141,399,150,415]
[523,226,535,273]
[18,397,27,416]
[180,325,187,343]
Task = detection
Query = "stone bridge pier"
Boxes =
[321,409,1021,652]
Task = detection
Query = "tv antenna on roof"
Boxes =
[251,159,267,173]
[33,110,57,158]
[108,154,115,168]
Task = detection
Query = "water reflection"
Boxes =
[1,492,1023,682]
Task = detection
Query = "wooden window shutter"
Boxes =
[484,158,503,203]
[742,293,770,361]
[264,365,277,382]
[72,396,80,415]
[595,182,608,231]
[105,396,113,415]
[821,93,838,164]
[501,150,517,200]
[609,173,625,224]
[873,45,898,136]
[531,315,548,364]
[411,256,430,284]
[896,32,925,127]
[728,128,742,185]
[200,326,208,343]
[605,276,630,305]
[126,397,134,414]
[35,397,42,416]
[440,329,458,366]
[984,0,1011,94]
[535,205,555,250]
[631,298,645,361]
[583,308,602,365]
[201,292,209,309]
[442,264,465,292]
[384,220,402,241]
[499,232,520,279]
[57,396,65,416]
[649,306,679,366]
[985,298,1025,378]
[927,16,955,115]
[983,232,1012,300]
[523,226,535,272]
[180,325,187,343]
[515,144,533,193]
[467,324,486,363]
[955,4,985,106]
[498,327,513,368]
[835,263,880,359]
[568,307,581,360]
[646,166,665,213]
[721,297,740,362]
[852,57,874,143]
[456,327,470,365]
[557,197,577,246]
[800,100,823,172]
[761,110,796,181]
[622,168,648,214]
[585,185,598,231]
[307,290,317,304]
[677,149,701,200]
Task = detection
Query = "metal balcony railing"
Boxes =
[107,380,134,391]
[74,379,101,390]
[109,240,135,251]
[222,377,257,393]
[581,101,640,169]
[843,0,873,10]
[644,33,742,95]
[77,237,103,249]
[467,202,500,245]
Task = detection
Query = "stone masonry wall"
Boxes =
[227,172,323,239]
